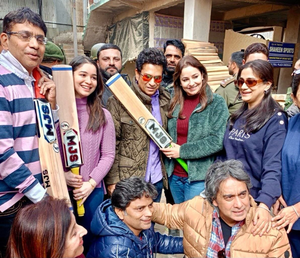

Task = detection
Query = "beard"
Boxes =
[100,67,121,80]
[166,65,176,74]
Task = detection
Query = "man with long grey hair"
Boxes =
[152,160,290,258]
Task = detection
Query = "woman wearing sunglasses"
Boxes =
[160,55,229,203]
[272,72,300,258]
[219,59,287,236]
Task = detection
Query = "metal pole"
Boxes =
[83,0,87,27]
[72,0,78,57]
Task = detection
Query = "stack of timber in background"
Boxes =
[182,39,230,92]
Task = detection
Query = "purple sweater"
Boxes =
[76,98,115,190]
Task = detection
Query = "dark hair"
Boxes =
[112,177,158,210]
[136,48,166,73]
[292,74,300,97]
[230,59,282,133]
[205,160,252,205]
[7,196,71,258]
[163,39,185,57]
[97,43,122,60]
[230,51,244,68]
[169,55,210,118]
[69,55,106,131]
[244,43,269,62]
[3,7,47,36]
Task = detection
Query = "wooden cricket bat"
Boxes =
[33,68,72,209]
[52,65,85,217]
[106,73,188,172]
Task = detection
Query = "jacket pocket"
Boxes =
[119,155,134,168]
[121,116,135,140]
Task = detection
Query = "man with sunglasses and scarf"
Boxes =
[106,48,170,201]
[152,160,291,258]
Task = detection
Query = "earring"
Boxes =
[264,89,268,95]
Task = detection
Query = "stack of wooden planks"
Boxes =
[182,39,230,92]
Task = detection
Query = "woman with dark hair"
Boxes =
[272,72,300,258]
[7,196,87,258]
[63,56,115,251]
[160,55,229,203]
[219,59,287,235]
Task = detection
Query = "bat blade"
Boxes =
[52,65,85,216]
[106,73,188,172]
[34,98,72,209]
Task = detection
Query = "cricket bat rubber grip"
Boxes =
[176,158,188,172]
[71,167,85,217]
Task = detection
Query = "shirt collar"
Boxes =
[151,89,159,99]
[0,50,33,81]
[212,208,245,227]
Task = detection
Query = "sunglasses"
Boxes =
[235,78,263,88]
[140,73,162,84]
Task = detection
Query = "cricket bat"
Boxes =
[33,68,72,209]
[106,73,188,172]
[52,65,85,217]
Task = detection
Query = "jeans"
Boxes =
[153,179,163,203]
[0,198,30,258]
[169,174,205,204]
[72,187,104,254]
[288,229,300,258]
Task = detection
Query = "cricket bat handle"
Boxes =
[176,158,188,173]
[71,167,85,217]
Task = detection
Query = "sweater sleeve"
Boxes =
[105,96,121,185]
[0,84,43,199]
[89,109,116,185]
[154,232,184,254]
[180,95,229,159]
[255,112,288,208]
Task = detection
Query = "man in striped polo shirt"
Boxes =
[0,7,57,257]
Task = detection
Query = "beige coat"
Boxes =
[152,196,291,258]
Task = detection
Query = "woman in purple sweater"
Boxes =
[65,56,116,252]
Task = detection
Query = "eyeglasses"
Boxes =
[217,249,226,258]
[5,31,47,45]
[235,78,263,88]
[140,73,162,84]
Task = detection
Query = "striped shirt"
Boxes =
[0,51,45,211]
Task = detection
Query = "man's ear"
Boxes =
[114,207,125,220]
[0,33,9,50]
[212,199,218,207]
[135,69,140,81]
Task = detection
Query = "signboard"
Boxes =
[268,41,295,68]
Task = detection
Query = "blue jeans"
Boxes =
[169,174,205,204]
[72,187,104,254]
[288,229,300,258]
[153,179,163,203]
